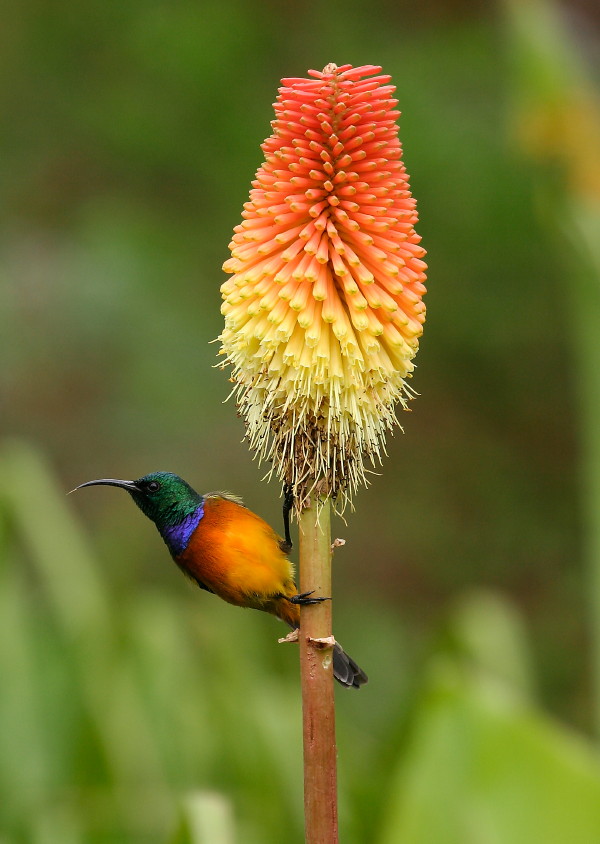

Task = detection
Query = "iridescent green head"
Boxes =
[73,471,203,532]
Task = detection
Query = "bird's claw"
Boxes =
[289,590,331,606]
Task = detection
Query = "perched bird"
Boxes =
[73,471,367,688]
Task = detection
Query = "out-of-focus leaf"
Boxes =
[0,439,169,790]
[505,0,600,741]
[446,590,535,697]
[31,806,82,844]
[0,552,49,823]
[378,658,600,844]
[0,438,111,640]
[170,791,235,844]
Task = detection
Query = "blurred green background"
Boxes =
[2,0,600,841]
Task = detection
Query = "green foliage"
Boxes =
[379,594,600,843]
[0,441,303,842]
[504,0,600,737]
[379,659,600,844]
[2,1,600,841]
[3,442,600,842]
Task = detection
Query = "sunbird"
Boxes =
[74,471,367,688]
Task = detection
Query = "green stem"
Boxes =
[298,497,338,844]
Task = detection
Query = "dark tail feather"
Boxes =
[333,642,368,689]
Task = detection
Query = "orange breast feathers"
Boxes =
[177,495,300,624]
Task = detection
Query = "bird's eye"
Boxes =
[147,481,161,492]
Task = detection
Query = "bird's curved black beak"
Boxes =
[69,478,140,494]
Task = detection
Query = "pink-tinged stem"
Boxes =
[298,497,338,844]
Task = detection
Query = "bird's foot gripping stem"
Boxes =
[288,590,331,606]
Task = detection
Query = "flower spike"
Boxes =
[219,63,427,514]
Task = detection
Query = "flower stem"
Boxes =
[298,497,338,844]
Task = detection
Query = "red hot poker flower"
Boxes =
[220,63,427,512]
